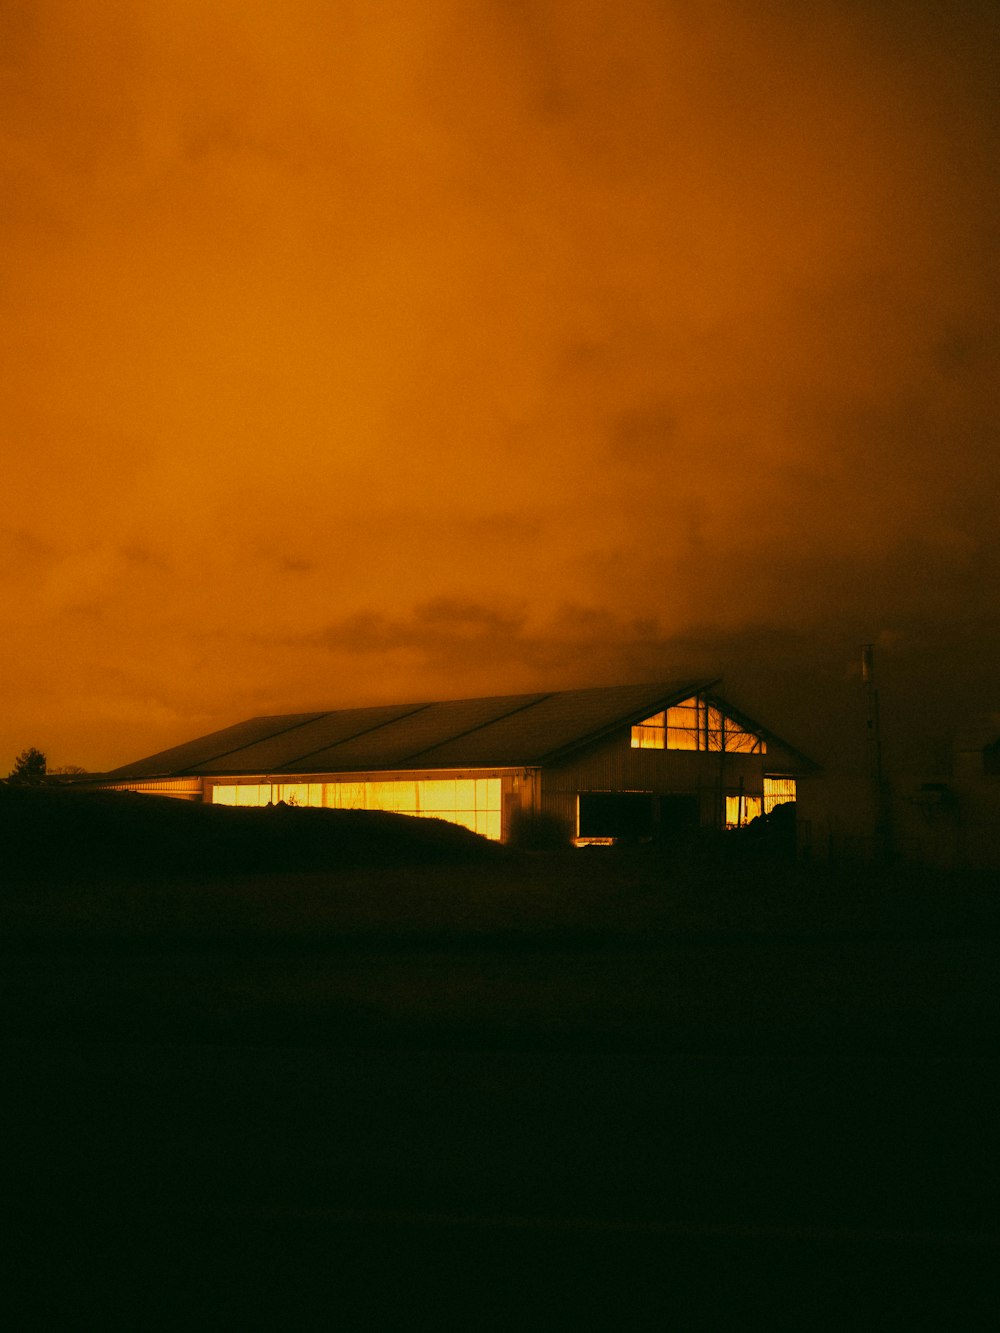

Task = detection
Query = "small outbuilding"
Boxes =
[102,681,818,847]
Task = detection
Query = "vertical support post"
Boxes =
[861,644,882,787]
[862,644,892,859]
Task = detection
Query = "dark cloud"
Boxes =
[119,544,171,571]
[607,403,680,465]
[2,1,998,772]
[0,525,57,570]
[930,323,1000,379]
[314,600,528,658]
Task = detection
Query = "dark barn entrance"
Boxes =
[657,793,700,842]
[578,793,654,841]
[578,792,701,844]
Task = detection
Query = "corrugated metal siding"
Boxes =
[206,766,524,783]
[539,791,578,834]
[101,778,204,800]
[544,730,768,796]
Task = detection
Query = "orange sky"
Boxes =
[3,0,998,775]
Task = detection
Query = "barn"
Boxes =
[102,681,817,847]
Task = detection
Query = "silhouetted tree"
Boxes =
[7,747,47,785]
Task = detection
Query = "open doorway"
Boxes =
[577,792,654,841]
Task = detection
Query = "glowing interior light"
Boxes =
[725,795,764,828]
[630,711,666,748]
[631,695,766,753]
[211,777,503,839]
[763,777,796,813]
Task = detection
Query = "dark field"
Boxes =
[3,791,999,1327]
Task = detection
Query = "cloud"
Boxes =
[313,598,529,657]
[2,1,998,773]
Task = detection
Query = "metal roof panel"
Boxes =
[106,713,326,780]
[191,703,430,774]
[109,680,816,779]
[414,681,711,767]
[285,693,550,772]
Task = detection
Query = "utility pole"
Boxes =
[861,643,882,786]
[861,644,892,859]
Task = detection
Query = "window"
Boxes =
[764,777,796,814]
[631,712,665,748]
[211,777,503,840]
[274,783,324,806]
[325,777,502,839]
[725,794,763,828]
[724,715,763,753]
[666,698,704,750]
[224,784,270,806]
[632,696,765,753]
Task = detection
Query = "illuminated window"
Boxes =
[764,777,796,813]
[211,776,503,839]
[631,712,665,748]
[325,777,502,840]
[666,699,702,750]
[230,784,270,806]
[725,794,763,828]
[211,783,311,807]
[632,696,765,753]
[275,783,324,806]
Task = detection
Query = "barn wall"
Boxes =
[544,731,764,792]
[539,728,805,840]
[104,767,538,841]
[102,723,814,847]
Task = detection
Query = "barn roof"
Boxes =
[107,680,815,780]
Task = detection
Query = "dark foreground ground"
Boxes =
[2,815,999,1328]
